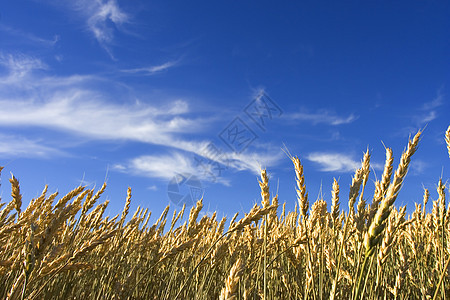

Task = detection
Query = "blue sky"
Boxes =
[0,0,449,221]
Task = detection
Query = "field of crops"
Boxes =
[1,126,449,299]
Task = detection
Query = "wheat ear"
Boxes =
[292,156,309,219]
[9,175,22,216]
[364,130,421,255]
[220,258,245,300]
[445,125,450,158]
[355,130,421,300]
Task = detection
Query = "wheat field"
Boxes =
[1,126,450,300]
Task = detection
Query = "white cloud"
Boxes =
[410,160,428,176]
[166,100,189,114]
[115,146,285,186]
[0,134,62,158]
[0,94,206,148]
[115,152,230,185]
[306,152,362,172]
[194,140,285,178]
[306,152,383,173]
[416,88,445,126]
[122,61,180,76]
[0,53,205,157]
[225,149,285,175]
[85,0,129,45]
[43,0,130,58]
[128,153,197,180]
[421,111,437,123]
[0,53,47,82]
[286,110,357,125]
[0,24,59,47]
[147,185,158,191]
[422,90,443,110]
[0,53,285,181]
[112,164,126,171]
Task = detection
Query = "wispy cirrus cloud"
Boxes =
[306,152,361,172]
[0,53,284,184]
[225,148,285,175]
[0,53,205,155]
[114,152,231,186]
[410,159,428,176]
[0,24,60,47]
[84,0,129,45]
[415,88,445,126]
[0,53,47,82]
[44,0,130,58]
[0,134,63,158]
[119,153,198,180]
[114,145,284,186]
[420,111,437,124]
[0,94,205,147]
[122,60,180,76]
[422,90,444,111]
[285,110,358,125]
[306,152,382,173]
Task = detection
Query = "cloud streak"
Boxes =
[115,152,231,185]
[410,160,428,176]
[114,146,284,186]
[0,94,205,148]
[0,53,285,183]
[0,53,47,82]
[85,0,129,45]
[0,134,63,158]
[285,110,358,125]
[0,24,59,47]
[0,53,204,154]
[306,152,361,172]
[415,88,445,126]
[44,0,130,58]
[306,151,384,173]
[122,60,180,76]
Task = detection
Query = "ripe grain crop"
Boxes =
[1,127,450,299]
